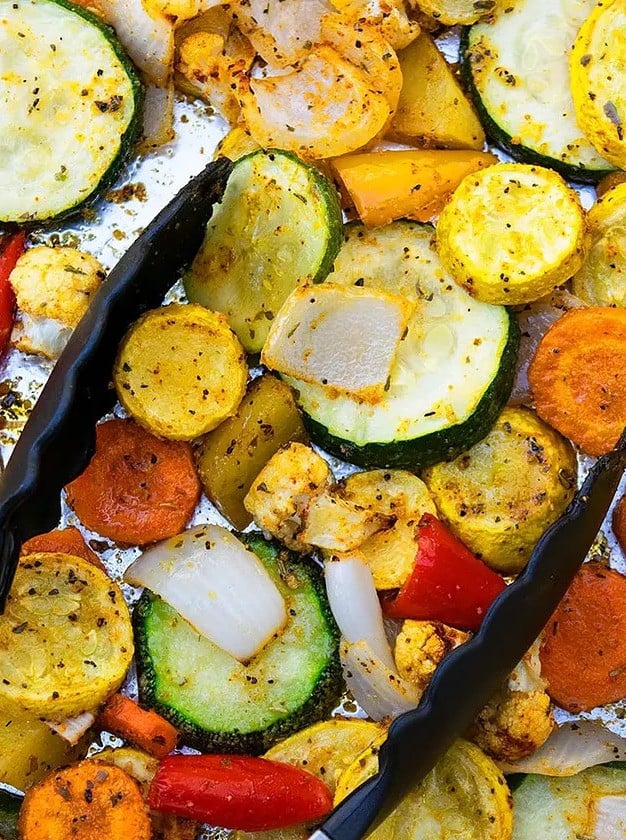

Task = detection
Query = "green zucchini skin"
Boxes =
[459,28,612,185]
[305,312,520,470]
[134,533,343,756]
[0,788,22,840]
[3,0,143,224]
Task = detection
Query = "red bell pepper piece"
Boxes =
[382,513,506,631]
[0,231,24,355]
[147,754,333,832]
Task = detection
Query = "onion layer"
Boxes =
[341,639,420,721]
[125,525,287,662]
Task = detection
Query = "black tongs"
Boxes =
[311,431,626,840]
[0,159,624,839]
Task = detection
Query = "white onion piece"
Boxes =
[47,712,95,746]
[325,557,395,670]
[12,313,72,360]
[341,639,420,721]
[499,720,626,776]
[511,290,586,406]
[96,0,174,86]
[138,83,176,152]
[509,640,546,693]
[126,525,287,662]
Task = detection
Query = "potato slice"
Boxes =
[196,374,308,529]
[339,469,436,589]
[238,46,391,159]
[334,739,513,839]
[264,719,385,794]
[0,553,133,720]
[114,303,247,440]
[0,704,89,790]
[261,284,413,403]
[422,407,578,573]
[390,32,485,149]
[436,163,589,305]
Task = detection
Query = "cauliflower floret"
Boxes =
[331,0,420,50]
[244,442,332,549]
[10,246,105,358]
[298,491,394,553]
[469,687,554,764]
[394,620,470,697]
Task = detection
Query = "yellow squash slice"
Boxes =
[0,553,133,720]
[436,163,588,305]
[335,738,513,839]
[114,303,247,440]
[570,0,626,169]
[573,182,626,307]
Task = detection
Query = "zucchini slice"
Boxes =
[462,0,615,182]
[423,407,578,573]
[0,0,143,223]
[512,766,626,839]
[573,182,626,307]
[436,163,588,305]
[134,533,342,755]
[570,0,626,170]
[185,150,343,353]
[284,222,518,470]
[0,553,133,720]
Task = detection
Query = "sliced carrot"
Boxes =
[18,759,151,840]
[21,526,104,570]
[65,418,201,545]
[613,495,626,555]
[528,307,626,456]
[540,562,626,712]
[97,694,178,759]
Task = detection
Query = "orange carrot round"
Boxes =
[22,526,104,569]
[540,562,626,712]
[97,694,178,759]
[18,759,151,840]
[66,418,201,545]
[528,307,626,456]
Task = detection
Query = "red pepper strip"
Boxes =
[0,231,24,354]
[147,754,333,832]
[382,513,506,631]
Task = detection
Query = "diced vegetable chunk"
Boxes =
[196,374,308,530]
[262,284,413,401]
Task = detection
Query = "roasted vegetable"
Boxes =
[331,149,497,227]
[261,283,414,401]
[9,245,105,358]
[0,789,21,840]
[0,553,133,720]
[334,738,513,839]
[0,0,143,222]
[18,759,151,840]
[297,491,393,553]
[114,303,247,440]
[391,32,485,150]
[0,232,23,357]
[423,407,577,573]
[573,182,626,307]
[529,307,626,456]
[436,163,588,305]
[264,719,385,795]
[338,469,436,589]
[243,442,332,549]
[0,703,88,790]
[286,221,518,469]
[393,619,470,698]
[66,418,201,545]
[462,0,614,182]
[97,694,178,759]
[214,125,260,162]
[21,526,103,569]
[196,374,308,530]
[134,534,342,755]
[570,0,626,169]
[186,150,343,353]
[540,562,626,712]
[512,765,626,839]
[410,0,495,25]
[332,0,420,50]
